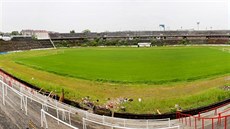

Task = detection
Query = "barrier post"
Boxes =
[218,113,221,125]
[5,83,7,96]
[123,119,126,127]
[57,108,59,125]
[41,109,48,129]
[83,118,86,129]
[147,120,149,129]
[177,112,180,122]
[2,83,5,105]
[195,117,197,129]
[182,115,183,124]
[202,118,204,129]
[212,118,214,129]
[224,116,227,129]
[169,118,171,127]
[24,96,28,115]
[41,109,43,127]
[185,116,187,125]
[68,111,71,125]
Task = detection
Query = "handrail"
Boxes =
[41,109,78,129]
[83,118,179,129]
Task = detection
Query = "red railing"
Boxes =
[177,111,230,129]
[198,102,230,118]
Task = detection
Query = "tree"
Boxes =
[70,30,75,34]
[31,35,38,40]
[11,31,20,35]
[88,40,98,46]
[82,29,91,34]
[151,38,157,46]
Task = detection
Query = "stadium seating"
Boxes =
[0,40,54,52]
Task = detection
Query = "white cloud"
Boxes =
[1,0,229,32]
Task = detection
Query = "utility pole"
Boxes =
[197,22,200,30]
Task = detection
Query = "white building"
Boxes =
[21,30,50,40]
[138,43,151,47]
[2,34,12,41]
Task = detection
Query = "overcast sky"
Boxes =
[0,0,229,33]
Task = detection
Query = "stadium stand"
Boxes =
[49,30,230,46]
[0,39,54,52]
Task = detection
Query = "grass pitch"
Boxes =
[0,46,230,113]
[15,47,230,84]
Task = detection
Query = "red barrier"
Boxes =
[177,111,230,129]
[198,102,230,117]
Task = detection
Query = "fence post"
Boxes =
[102,115,105,124]
[147,120,149,129]
[2,83,5,105]
[182,115,183,124]
[218,113,221,125]
[5,83,7,96]
[41,109,48,129]
[25,96,28,115]
[83,118,85,129]
[202,118,204,129]
[225,116,227,129]
[124,119,126,127]
[195,117,197,129]
[212,118,214,129]
[169,118,171,127]
[41,109,43,127]
[21,95,23,110]
[178,112,180,122]
[68,111,71,125]
[185,116,187,125]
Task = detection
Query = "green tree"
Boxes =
[31,35,38,40]
[11,31,20,35]
[178,39,190,45]
[88,40,98,46]
[151,38,157,46]
[82,29,91,34]
[70,30,75,34]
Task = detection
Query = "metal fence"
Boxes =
[0,71,179,129]
[177,104,230,129]
[83,118,180,129]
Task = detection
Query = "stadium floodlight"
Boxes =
[159,24,165,31]
[197,22,200,30]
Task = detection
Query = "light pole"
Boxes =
[159,24,165,31]
[197,22,200,30]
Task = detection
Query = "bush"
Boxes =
[151,38,157,46]
[178,39,190,45]
[55,40,69,47]
[226,41,230,45]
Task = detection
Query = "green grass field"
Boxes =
[15,47,230,84]
[0,46,230,114]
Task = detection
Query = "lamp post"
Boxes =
[159,24,165,31]
[197,22,200,30]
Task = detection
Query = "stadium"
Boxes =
[0,30,230,129]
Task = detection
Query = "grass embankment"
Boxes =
[0,46,229,113]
